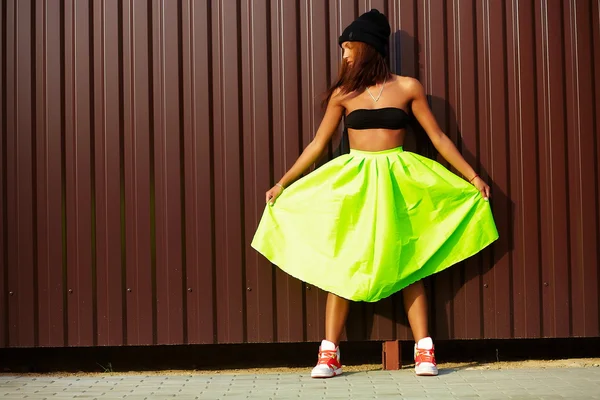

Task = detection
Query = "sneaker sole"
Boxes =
[415,368,438,376]
[311,369,343,378]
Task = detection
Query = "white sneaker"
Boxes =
[310,340,343,378]
[414,337,438,376]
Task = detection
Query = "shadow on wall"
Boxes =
[343,30,514,342]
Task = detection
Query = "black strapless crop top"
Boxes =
[345,107,410,130]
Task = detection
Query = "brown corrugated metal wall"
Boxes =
[1,0,599,348]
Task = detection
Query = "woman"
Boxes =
[251,9,498,378]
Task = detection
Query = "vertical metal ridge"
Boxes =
[65,0,76,345]
[117,0,127,345]
[30,0,39,347]
[129,0,153,345]
[593,0,600,336]
[482,0,491,145]
[421,0,431,91]
[236,0,247,344]
[471,0,484,339]
[216,4,225,322]
[565,0,578,336]
[190,0,198,344]
[309,0,315,138]
[92,0,103,346]
[538,0,550,209]
[265,0,276,342]
[99,0,108,345]
[537,0,571,337]
[179,0,219,344]
[176,0,188,344]
[206,0,217,344]
[122,0,133,344]
[569,1,584,335]
[162,0,174,342]
[507,0,529,338]
[5,0,15,346]
[584,0,599,336]
[0,0,7,348]
[88,0,98,347]
[270,0,282,341]
[34,0,44,346]
[59,0,68,347]
[17,0,36,346]
[388,0,399,74]
[11,0,19,347]
[323,1,332,160]
[155,0,166,342]
[557,0,571,338]
[213,0,224,344]
[451,0,461,138]
[181,0,213,344]
[297,0,307,342]
[538,3,553,337]
[510,0,523,337]
[153,0,184,344]
[94,0,128,345]
[155,0,172,343]
[241,0,254,342]
[65,0,82,346]
[476,0,492,338]
[449,0,467,338]
[74,0,84,345]
[561,0,575,337]
[180,0,192,343]
[295,0,303,165]
[302,0,313,339]
[412,0,419,79]
[575,0,589,335]
[470,0,480,170]
[503,0,515,338]
[213,1,227,343]
[180,0,189,343]
[537,0,550,339]
[485,0,515,338]
[304,0,313,142]
[565,0,599,336]
[588,0,600,337]
[243,0,276,342]
[530,0,544,338]
[147,0,157,346]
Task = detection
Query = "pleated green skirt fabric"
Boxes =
[251,146,498,302]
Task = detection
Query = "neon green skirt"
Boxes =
[251,146,498,302]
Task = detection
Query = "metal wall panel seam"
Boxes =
[0,0,7,349]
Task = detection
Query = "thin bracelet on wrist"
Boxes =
[469,174,479,183]
[275,183,285,190]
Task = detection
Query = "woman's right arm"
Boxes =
[266,91,345,204]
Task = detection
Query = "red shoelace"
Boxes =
[317,349,341,368]
[415,348,436,365]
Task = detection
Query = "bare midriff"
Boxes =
[347,128,406,152]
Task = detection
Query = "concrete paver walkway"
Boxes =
[1,367,600,399]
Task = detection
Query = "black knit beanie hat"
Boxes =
[338,9,391,57]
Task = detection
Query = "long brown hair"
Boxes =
[323,42,391,107]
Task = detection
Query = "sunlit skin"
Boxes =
[265,41,491,346]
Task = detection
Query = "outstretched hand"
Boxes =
[472,177,490,201]
[265,185,284,205]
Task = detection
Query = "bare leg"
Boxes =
[325,292,350,345]
[311,292,348,378]
[403,280,429,342]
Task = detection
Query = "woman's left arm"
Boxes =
[407,78,490,200]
